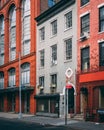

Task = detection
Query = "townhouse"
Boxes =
[77,0,104,122]
[35,0,77,117]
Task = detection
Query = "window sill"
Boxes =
[98,31,104,35]
[64,59,72,63]
[64,27,72,32]
[50,34,57,39]
[80,2,90,8]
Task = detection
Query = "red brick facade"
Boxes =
[77,0,104,122]
[0,0,40,114]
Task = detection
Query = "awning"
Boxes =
[34,93,60,100]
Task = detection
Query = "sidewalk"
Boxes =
[0,112,78,126]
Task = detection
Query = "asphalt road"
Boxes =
[0,118,74,130]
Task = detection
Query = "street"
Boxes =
[0,117,104,130]
[0,118,73,130]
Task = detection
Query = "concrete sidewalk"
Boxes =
[0,112,78,126]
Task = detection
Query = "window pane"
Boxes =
[81,47,90,70]
[81,14,90,34]
[51,20,57,36]
[65,11,72,29]
[81,0,89,6]
[99,42,104,66]
[65,38,72,60]
[51,45,57,65]
[99,6,104,32]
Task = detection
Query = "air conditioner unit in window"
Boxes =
[80,32,89,41]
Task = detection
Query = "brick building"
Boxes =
[0,0,39,114]
[76,0,104,122]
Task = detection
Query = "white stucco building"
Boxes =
[35,0,77,117]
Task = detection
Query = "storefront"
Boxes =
[35,93,60,117]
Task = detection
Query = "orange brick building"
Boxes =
[0,0,40,114]
[76,0,104,122]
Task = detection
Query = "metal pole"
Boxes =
[18,52,22,119]
[65,88,67,125]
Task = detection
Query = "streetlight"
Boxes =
[18,52,22,119]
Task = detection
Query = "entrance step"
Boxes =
[72,114,84,120]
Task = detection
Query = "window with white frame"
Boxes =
[9,5,16,61]
[0,72,4,89]
[51,44,57,65]
[65,11,72,29]
[50,74,57,87]
[99,6,104,32]
[21,63,30,85]
[64,38,72,60]
[81,13,90,35]
[40,27,45,41]
[0,15,4,65]
[51,20,57,36]
[8,68,15,87]
[40,49,45,67]
[21,0,30,56]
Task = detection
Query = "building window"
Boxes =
[81,0,89,6]
[40,27,45,41]
[64,38,72,60]
[81,47,90,71]
[51,20,57,36]
[39,76,44,93]
[21,63,30,85]
[65,11,72,29]
[0,15,4,65]
[9,5,16,61]
[99,42,104,66]
[21,0,30,56]
[40,49,45,67]
[48,0,56,7]
[81,14,90,35]
[99,6,104,32]
[51,44,57,65]
[8,68,15,87]
[50,74,57,93]
[0,72,4,89]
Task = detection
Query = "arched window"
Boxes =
[21,63,30,85]
[9,5,16,61]
[21,0,30,56]
[8,68,16,87]
[0,15,4,65]
[0,72,4,89]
